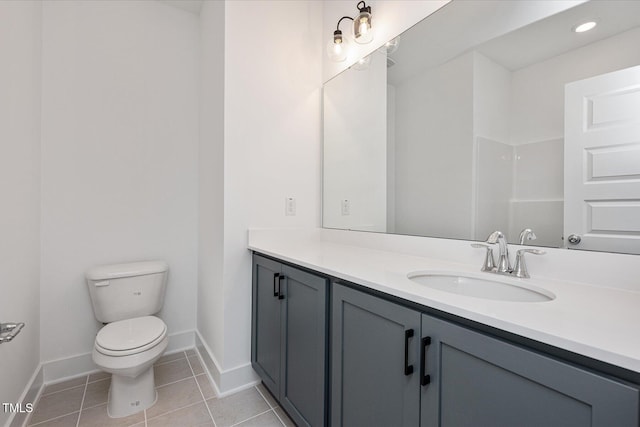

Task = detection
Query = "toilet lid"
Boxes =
[96,316,167,353]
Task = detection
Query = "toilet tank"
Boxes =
[86,260,169,323]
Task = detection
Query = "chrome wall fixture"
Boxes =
[327,1,373,62]
[0,322,25,344]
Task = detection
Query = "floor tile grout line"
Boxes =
[145,399,207,425]
[87,376,111,385]
[254,385,276,410]
[40,383,86,397]
[156,349,190,363]
[78,376,111,412]
[230,408,275,427]
[28,410,80,427]
[75,375,89,427]
[155,373,198,390]
[185,349,217,427]
[272,407,288,427]
[87,374,111,384]
[154,355,188,367]
[254,385,289,426]
[81,400,110,412]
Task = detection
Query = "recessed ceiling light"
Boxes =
[573,21,597,33]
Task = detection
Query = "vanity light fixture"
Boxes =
[573,20,597,33]
[378,37,400,55]
[353,1,373,44]
[327,1,373,62]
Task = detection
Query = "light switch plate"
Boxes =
[286,197,296,216]
[341,199,350,216]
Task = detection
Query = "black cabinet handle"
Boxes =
[273,273,279,297]
[404,329,414,375]
[420,336,432,386]
[278,275,285,300]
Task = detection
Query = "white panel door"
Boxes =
[564,65,640,254]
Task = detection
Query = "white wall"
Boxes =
[194,0,323,389]
[510,27,640,145]
[40,1,199,365]
[323,51,387,232]
[393,52,474,239]
[475,137,513,242]
[0,2,42,425]
[473,53,510,145]
[473,53,512,241]
[197,0,226,386]
[223,0,322,367]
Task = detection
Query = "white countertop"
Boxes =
[248,228,640,375]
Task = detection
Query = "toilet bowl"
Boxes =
[85,260,169,418]
[92,316,169,418]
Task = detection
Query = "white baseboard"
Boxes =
[194,330,260,397]
[7,364,43,427]
[41,330,196,383]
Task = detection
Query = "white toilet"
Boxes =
[85,260,169,418]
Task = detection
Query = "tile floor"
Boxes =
[27,349,295,427]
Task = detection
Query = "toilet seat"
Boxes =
[95,316,167,357]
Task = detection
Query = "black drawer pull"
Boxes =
[273,273,279,297]
[420,336,432,386]
[278,275,285,300]
[404,329,414,376]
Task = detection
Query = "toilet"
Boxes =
[85,260,169,418]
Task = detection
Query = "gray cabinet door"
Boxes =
[420,314,640,427]
[252,255,282,398]
[280,265,328,427]
[332,283,421,427]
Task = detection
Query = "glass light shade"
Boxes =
[351,55,371,71]
[381,37,400,54]
[327,33,349,62]
[353,11,373,44]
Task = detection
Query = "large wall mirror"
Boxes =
[323,0,640,254]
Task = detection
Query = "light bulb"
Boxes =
[353,11,373,44]
[327,30,348,62]
[573,21,597,33]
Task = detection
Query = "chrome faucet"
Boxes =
[472,230,545,278]
[513,248,546,278]
[519,228,537,244]
[486,231,511,274]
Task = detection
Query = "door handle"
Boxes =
[273,273,280,297]
[404,329,414,375]
[420,336,432,386]
[278,275,285,300]
[567,234,581,245]
[0,322,25,344]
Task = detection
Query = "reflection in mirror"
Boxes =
[323,0,640,254]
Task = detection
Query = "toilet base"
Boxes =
[107,367,157,418]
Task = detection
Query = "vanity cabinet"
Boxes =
[421,314,639,427]
[251,254,328,427]
[332,282,639,427]
[331,283,421,426]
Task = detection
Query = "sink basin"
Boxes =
[407,272,555,302]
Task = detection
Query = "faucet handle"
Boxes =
[486,231,504,244]
[519,228,537,245]
[471,243,496,272]
[513,248,546,278]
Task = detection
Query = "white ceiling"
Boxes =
[477,0,640,71]
[388,0,640,84]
